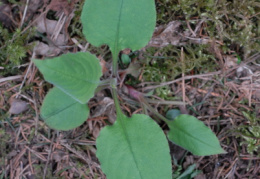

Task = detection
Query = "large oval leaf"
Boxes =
[41,87,89,130]
[81,0,156,55]
[167,114,226,156]
[96,114,172,179]
[33,52,102,104]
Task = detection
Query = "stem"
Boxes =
[95,78,115,94]
[146,99,186,105]
[141,96,170,124]
[141,102,148,115]
[98,78,113,86]
[112,51,119,77]
[111,48,123,118]
[111,78,123,118]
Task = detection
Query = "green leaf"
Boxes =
[81,0,156,55]
[41,87,89,130]
[96,114,172,179]
[121,54,131,65]
[176,164,200,179]
[166,109,181,121]
[33,52,102,104]
[167,114,226,156]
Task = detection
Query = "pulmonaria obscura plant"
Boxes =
[33,0,226,178]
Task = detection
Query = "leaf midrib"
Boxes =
[118,115,144,179]
[114,0,145,173]
[42,101,78,119]
[112,0,124,60]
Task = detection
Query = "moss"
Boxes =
[0,25,36,75]
[0,128,11,166]
[236,111,260,155]
[156,0,259,57]
[69,0,85,40]
[145,0,259,99]
[141,44,216,98]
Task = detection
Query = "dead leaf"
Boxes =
[91,97,114,118]
[48,0,76,16]
[236,66,253,78]
[34,41,61,56]
[93,125,100,138]
[9,99,28,114]
[90,96,116,124]
[53,34,68,46]
[98,55,109,74]
[183,155,194,169]
[125,62,142,78]
[224,55,238,69]
[36,16,60,35]
[122,48,131,55]
[148,21,182,47]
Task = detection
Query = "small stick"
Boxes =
[16,50,36,98]
[20,0,30,27]
[28,150,34,174]
[43,132,55,179]
[51,12,64,39]
[181,47,186,107]
[141,70,222,91]
[0,75,22,83]
[186,20,196,37]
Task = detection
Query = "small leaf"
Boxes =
[33,52,102,104]
[41,87,89,130]
[81,0,156,55]
[96,114,172,179]
[176,164,200,179]
[121,54,131,65]
[167,114,226,156]
[166,109,181,121]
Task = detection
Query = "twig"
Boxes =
[51,13,67,41]
[43,132,55,179]
[140,71,222,91]
[28,150,34,175]
[33,93,39,136]
[186,20,196,37]
[20,0,30,27]
[145,99,186,105]
[60,141,100,177]
[16,50,36,98]
[181,47,186,106]
[226,53,260,76]
[51,12,64,39]
[0,75,23,83]
[25,146,47,161]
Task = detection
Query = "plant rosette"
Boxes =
[33,0,226,178]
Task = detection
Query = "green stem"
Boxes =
[111,78,123,118]
[95,78,115,94]
[98,79,113,86]
[112,51,119,77]
[141,97,170,124]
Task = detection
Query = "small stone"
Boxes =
[9,99,28,115]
